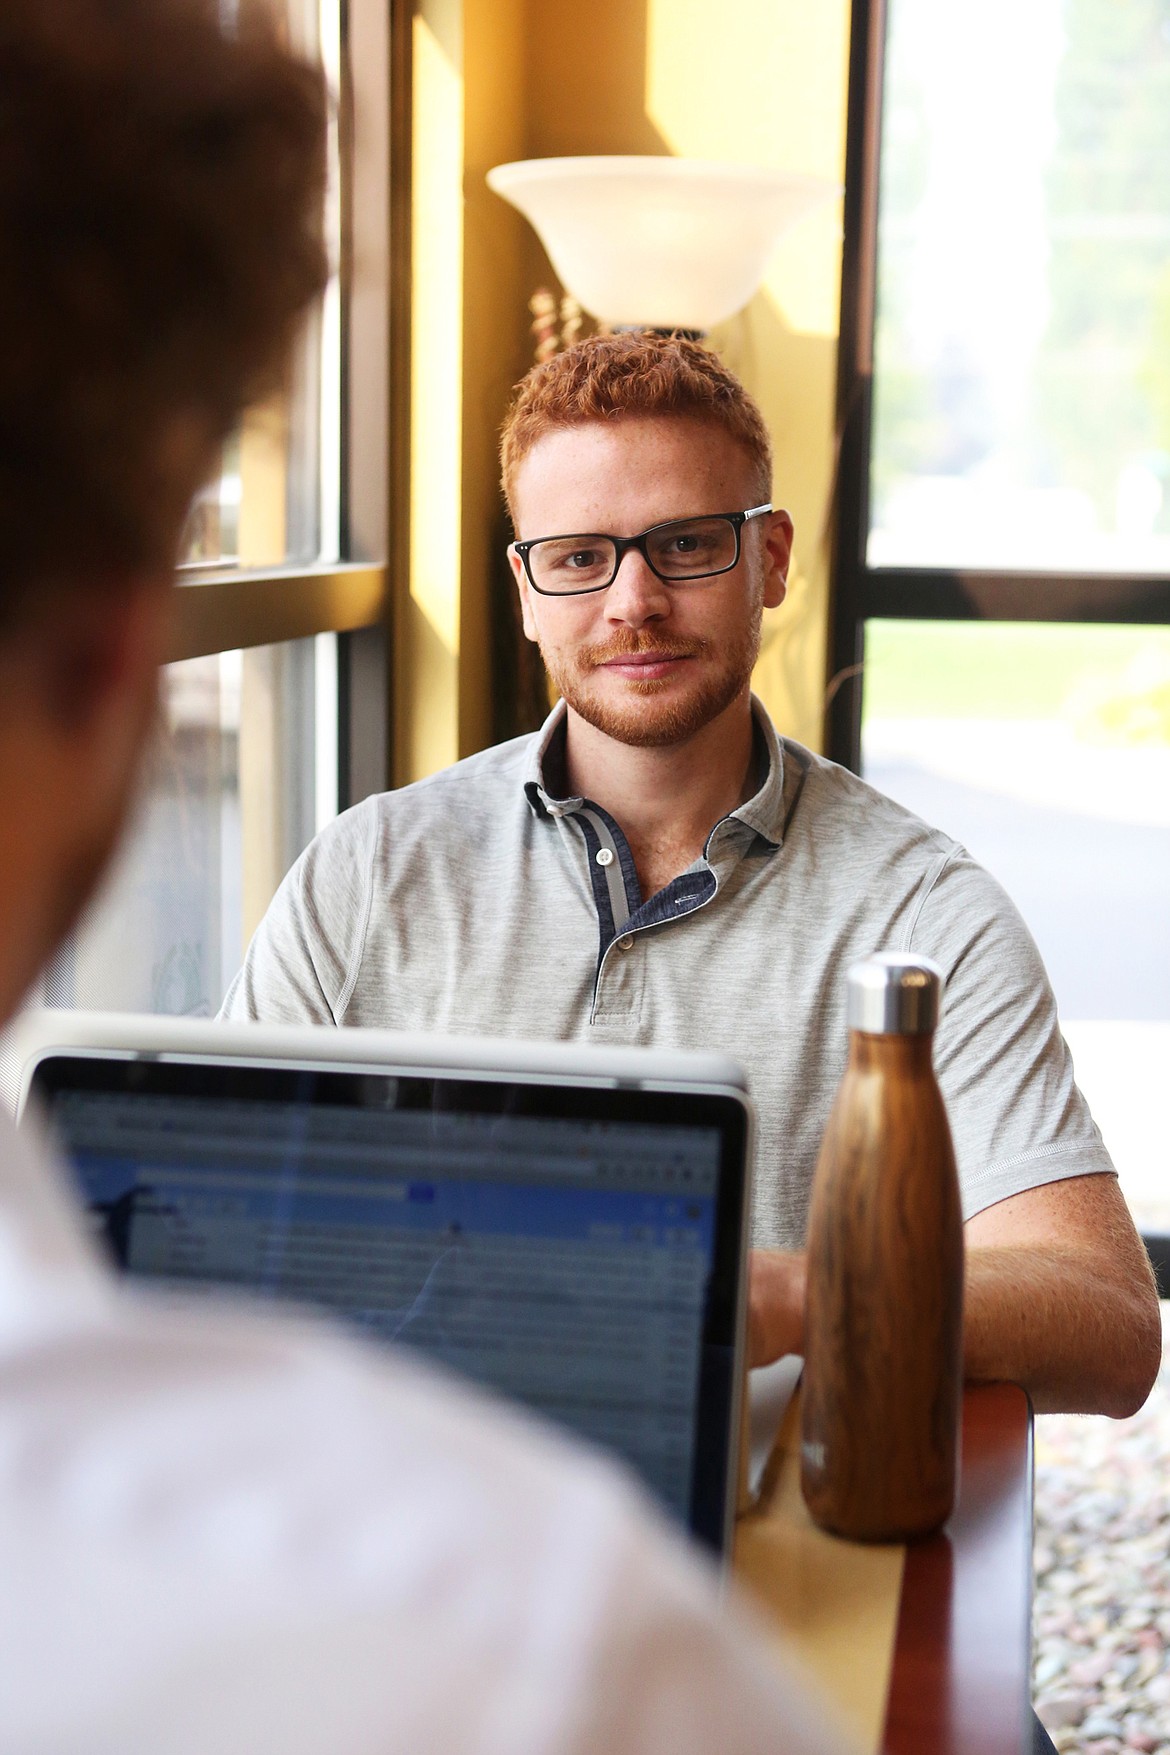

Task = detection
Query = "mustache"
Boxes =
[578,631,707,666]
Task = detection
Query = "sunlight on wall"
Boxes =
[645,0,845,340]
[408,6,464,775]
[455,0,527,761]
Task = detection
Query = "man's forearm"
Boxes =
[749,1238,1161,1415]
[964,1245,1160,1417]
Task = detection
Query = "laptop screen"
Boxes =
[34,1056,748,1551]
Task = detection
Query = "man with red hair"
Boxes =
[0,11,850,1750]
[229,332,1160,1423]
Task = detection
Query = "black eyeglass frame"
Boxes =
[512,503,774,597]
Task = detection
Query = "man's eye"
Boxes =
[531,539,613,585]
[665,530,717,556]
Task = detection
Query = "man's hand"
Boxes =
[747,1249,806,1367]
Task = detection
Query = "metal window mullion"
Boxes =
[864,569,1170,626]
[825,0,887,773]
[168,563,387,664]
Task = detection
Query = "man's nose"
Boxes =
[604,547,671,626]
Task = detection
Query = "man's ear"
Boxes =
[762,510,795,610]
[508,543,541,645]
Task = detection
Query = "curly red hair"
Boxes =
[499,332,773,523]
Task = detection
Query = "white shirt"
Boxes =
[0,1106,850,1755]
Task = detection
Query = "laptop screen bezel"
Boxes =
[31,1049,751,1554]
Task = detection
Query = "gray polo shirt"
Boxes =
[222,699,1114,1249]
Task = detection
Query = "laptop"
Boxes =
[18,1012,754,1556]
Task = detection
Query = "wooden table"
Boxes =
[735,1383,1034,1755]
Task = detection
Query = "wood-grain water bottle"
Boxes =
[800,953,964,1542]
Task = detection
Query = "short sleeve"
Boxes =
[908,851,1115,1218]
[219,799,377,1026]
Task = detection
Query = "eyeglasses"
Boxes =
[512,504,773,597]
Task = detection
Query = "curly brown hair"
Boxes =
[499,332,773,525]
[0,0,327,628]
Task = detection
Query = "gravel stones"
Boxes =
[1033,1312,1170,1752]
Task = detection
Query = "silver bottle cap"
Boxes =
[846,953,943,1036]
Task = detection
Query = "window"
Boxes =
[46,640,336,1020]
[869,0,1170,578]
[861,619,1170,1235]
[832,0,1170,1245]
[22,0,394,1034]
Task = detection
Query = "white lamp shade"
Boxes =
[486,155,837,332]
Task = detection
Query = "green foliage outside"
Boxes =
[1141,262,1170,452]
[864,621,1170,745]
[873,0,1170,532]
[1037,0,1170,526]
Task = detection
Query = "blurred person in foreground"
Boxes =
[227,330,1161,1423]
[0,4,848,1751]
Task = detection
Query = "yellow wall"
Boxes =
[399,0,851,781]
[399,0,529,782]
[457,0,530,758]
[403,0,464,781]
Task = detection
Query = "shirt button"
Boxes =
[595,847,614,868]
[618,934,635,951]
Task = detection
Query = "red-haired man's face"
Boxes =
[508,414,792,749]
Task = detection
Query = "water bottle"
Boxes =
[800,953,964,1541]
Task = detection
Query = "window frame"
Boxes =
[827,0,1170,1267]
[170,0,408,809]
[826,0,1170,775]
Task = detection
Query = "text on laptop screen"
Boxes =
[46,1079,728,1527]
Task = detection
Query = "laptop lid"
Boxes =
[21,1014,753,1556]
